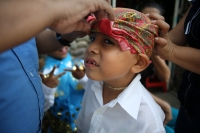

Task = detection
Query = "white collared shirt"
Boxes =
[76,74,165,133]
[42,83,57,112]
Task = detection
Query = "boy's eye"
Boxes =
[89,37,95,42]
[104,39,113,44]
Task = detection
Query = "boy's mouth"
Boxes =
[85,58,99,66]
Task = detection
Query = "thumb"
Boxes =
[39,72,45,80]
[154,37,168,47]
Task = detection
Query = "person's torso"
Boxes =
[77,79,165,133]
[178,0,200,113]
[0,38,44,133]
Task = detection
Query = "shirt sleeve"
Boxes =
[42,83,57,112]
[78,74,88,89]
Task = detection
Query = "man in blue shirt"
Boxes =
[0,29,85,132]
[0,38,44,132]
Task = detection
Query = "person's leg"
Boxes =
[175,106,194,133]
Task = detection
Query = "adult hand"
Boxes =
[153,20,174,60]
[50,0,114,34]
[40,66,66,88]
[147,13,172,60]
[146,13,168,37]
[0,0,114,52]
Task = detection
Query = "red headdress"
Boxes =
[87,8,158,57]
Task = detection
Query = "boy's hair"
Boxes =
[88,8,158,58]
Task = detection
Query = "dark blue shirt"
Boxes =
[0,38,44,133]
[178,0,200,116]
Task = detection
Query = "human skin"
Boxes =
[0,0,114,52]
[84,32,149,89]
[153,6,200,75]
[84,32,149,104]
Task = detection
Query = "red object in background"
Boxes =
[145,74,167,92]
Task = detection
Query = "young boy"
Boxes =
[76,8,166,133]
[41,46,88,133]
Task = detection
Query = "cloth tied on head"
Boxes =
[87,8,158,57]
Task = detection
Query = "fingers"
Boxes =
[151,20,170,38]
[74,64,80,70]
[75,20,91,33]
[94,10,107,20]
[94,1,115,21]
[49,66,57,76]
[146,13,165,21]
[155,37,168,46]
[96,10,115,21]
[39,73,45,79]
[66,64,79,72]
[146,13,170,38]
[106,0,111,4]
[79,64,85,71]
[64,64,84,73]
[74,63,85,71]
[39,72,43,77]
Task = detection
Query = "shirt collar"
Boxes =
[91,74,143,120]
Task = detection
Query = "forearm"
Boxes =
[168,44,200,74]
[151,56,170,82]
[167,6,200,74]
[0,0,57,52]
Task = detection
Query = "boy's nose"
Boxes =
[59,47,67,53]
[87,42,100,54]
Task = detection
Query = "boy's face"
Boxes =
[84,32,138,81]
[48,46,68,60]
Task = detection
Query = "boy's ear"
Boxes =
[131,54,151,73]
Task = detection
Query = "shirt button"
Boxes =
[30,72,34,77]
